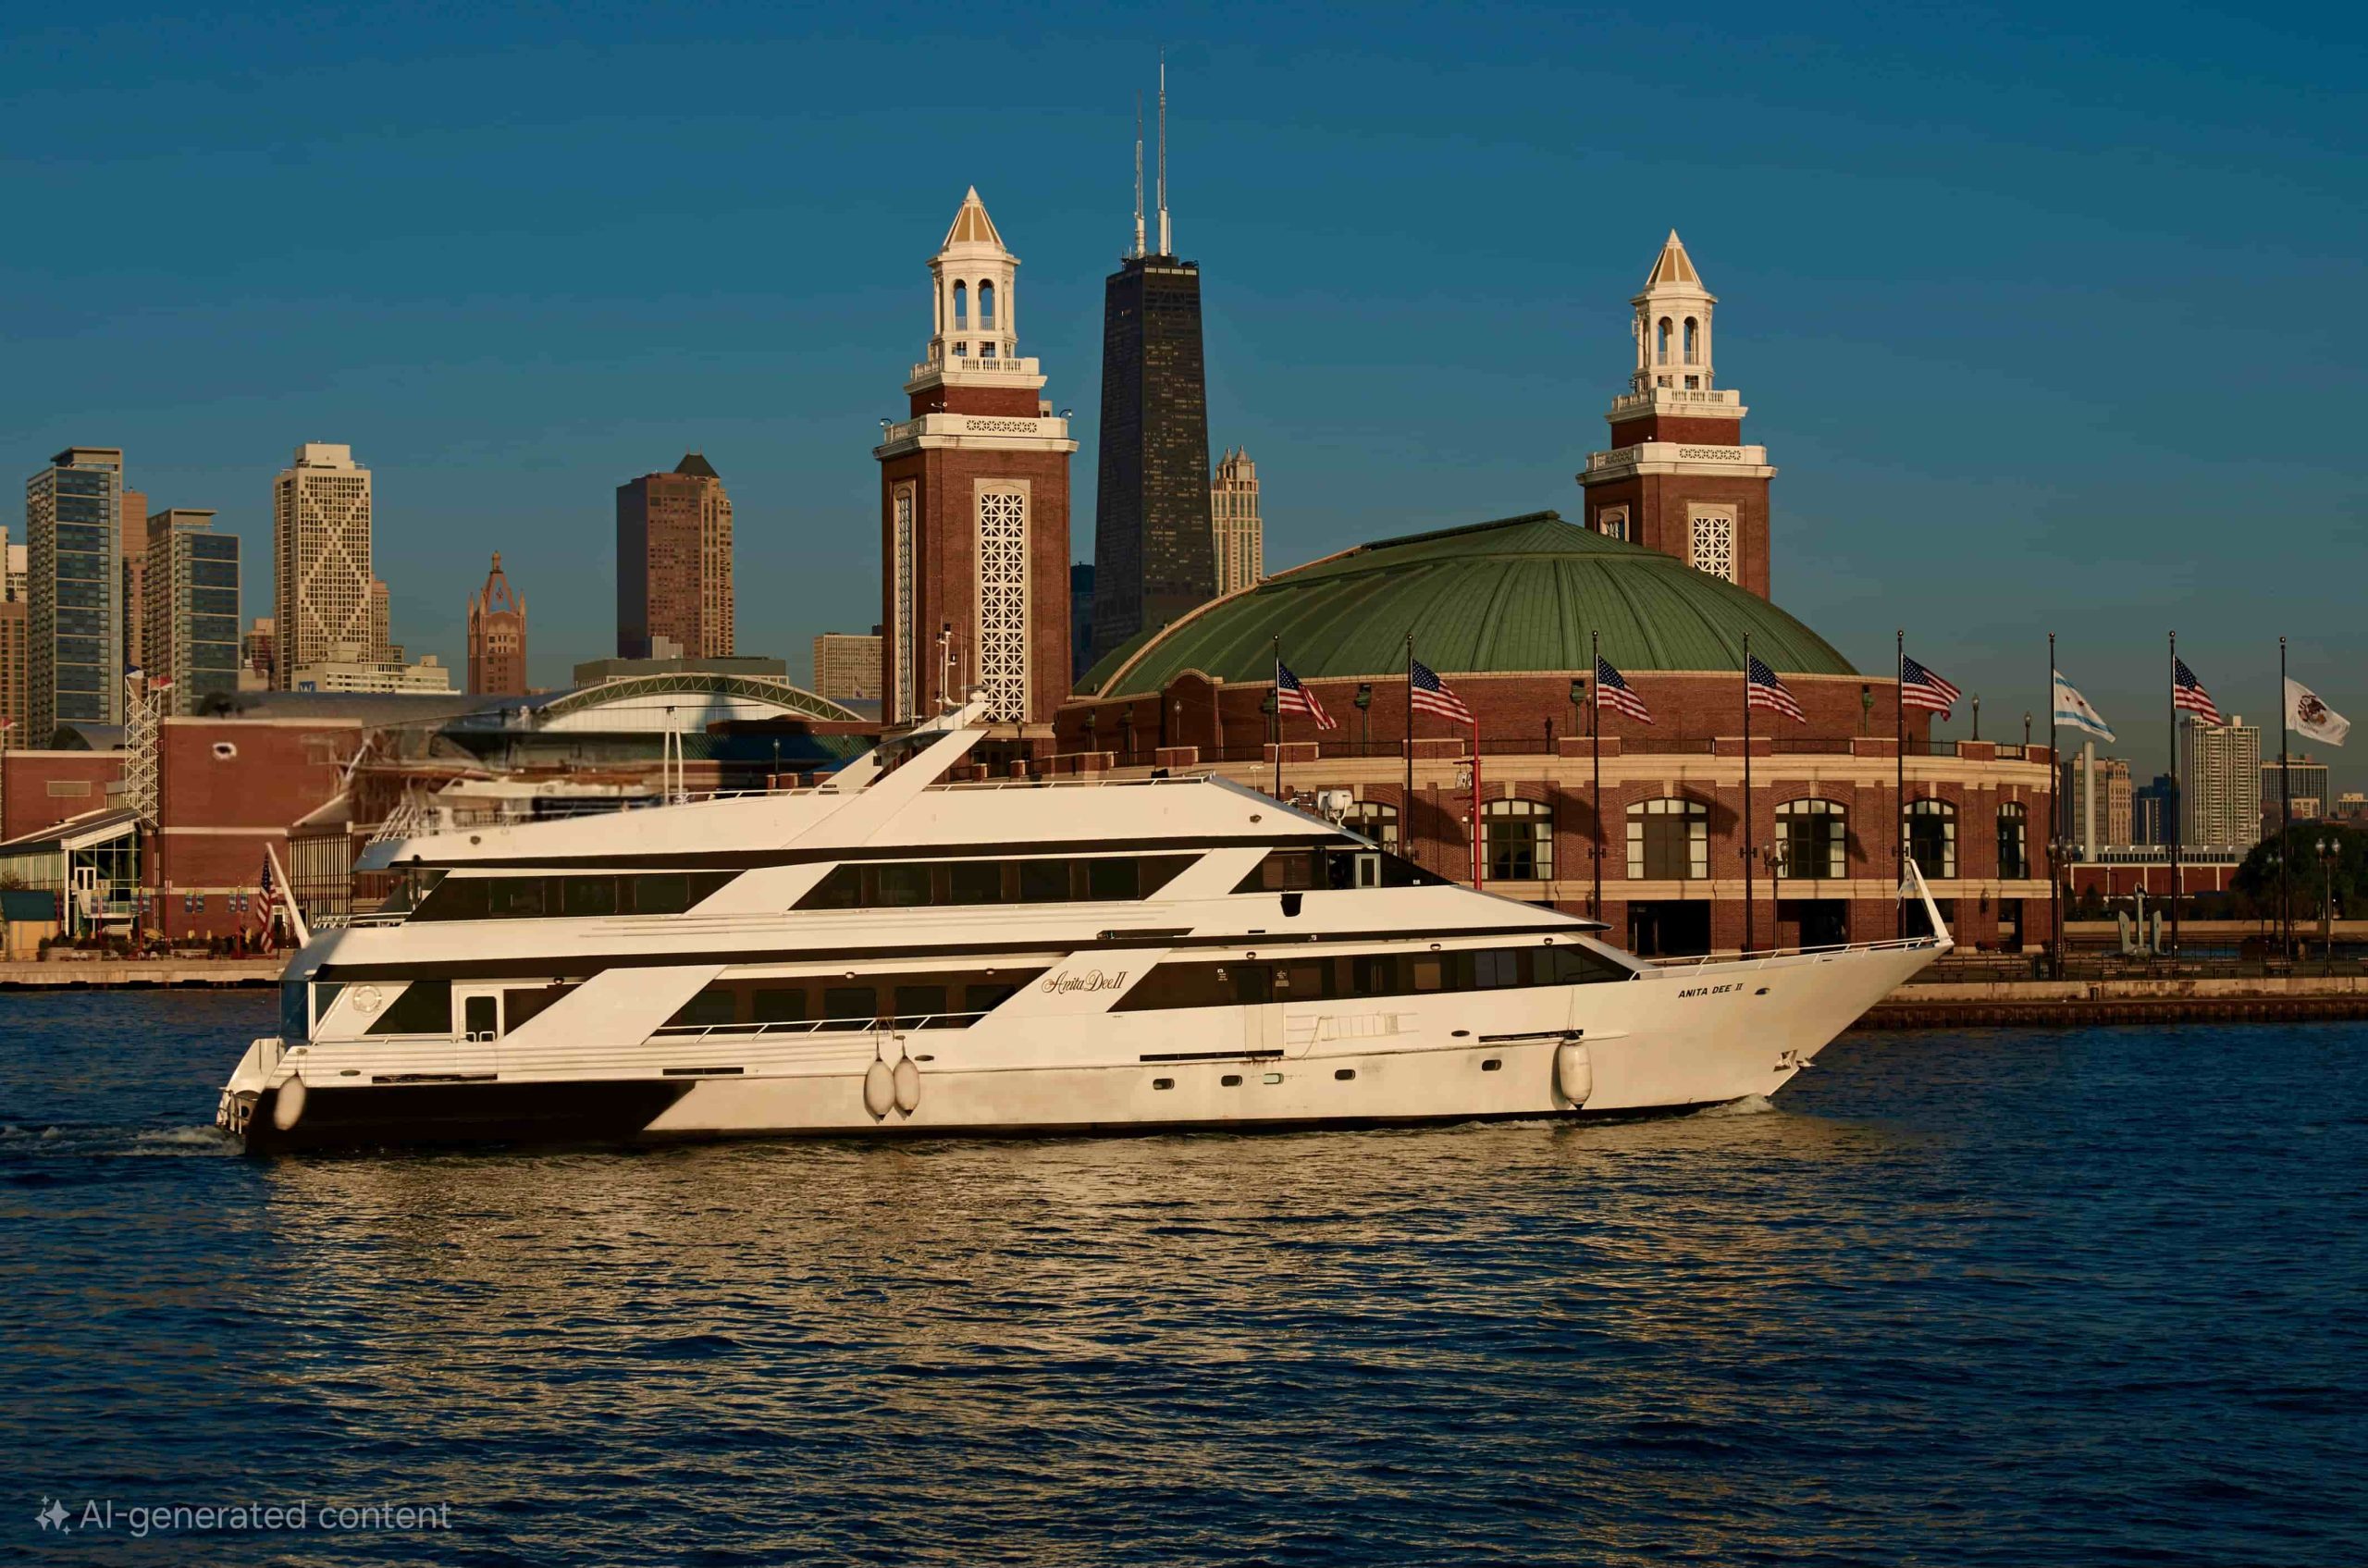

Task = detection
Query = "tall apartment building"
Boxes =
[5,540,25,603]
[1210,447,1263,596]
[25,446,127,736]
[1090,73,1216,659]
[617,454,734,660]
[2179,713,2262,848]
[811,631,882,704]
[466,553,528,696]
[142,508,241,716]
[2133,775,2175,846]
[273,442,374,688]
[2262,756,2332,820]
[368,578,393,662]
[0,599,26,747]
[2058,750,2133,849]
[120,485,147,676]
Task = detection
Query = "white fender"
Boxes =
[272,1076,308,1131]
[862,1058,895,1120]
[1554,1040,1592,1105]
[892,1056,920,1116]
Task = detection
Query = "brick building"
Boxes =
[617,456,734,661]
[466,552,528,695]
[873,188,1077,731]
[1053,237,2056,956]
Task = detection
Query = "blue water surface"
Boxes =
[3,992,2362,1565]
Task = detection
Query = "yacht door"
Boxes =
[1235,962,1284,1058]
[450,984,506,1078]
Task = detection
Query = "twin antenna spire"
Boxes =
[1131,56,1171,259]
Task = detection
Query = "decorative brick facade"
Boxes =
[874,190,1077,731]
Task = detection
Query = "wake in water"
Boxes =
[1,1123,240,1158]
[1691,1093,1780,1118]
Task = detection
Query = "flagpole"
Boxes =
[1895,627,1906,940]
[1590,630,1603,920]
[1743,631,1755,954]
[2280,635,2291,960]
[1471,712,1483,894]
[1404,632,1416,868]
[2048,631,2060,981]
[1271,636,1283,799]
[2169,631,2181,957]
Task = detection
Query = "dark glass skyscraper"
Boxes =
[1090,253,1215,662]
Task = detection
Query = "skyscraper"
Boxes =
[0,599,26,748]
[873,189,1076,728]
[2179,713,2263,848]
[617,454,734,660]
[1210,447,1263,595]
[811,631,882,704]
[273,442,374,688]
[120,485,147,677]
[25,446,127,736]
[142,508,241,716]
[1090,68,1216,660]
[466,552,528,695]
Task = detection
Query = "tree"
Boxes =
[2235,822,2367,922]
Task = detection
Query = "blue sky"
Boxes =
[4,1,2362,783]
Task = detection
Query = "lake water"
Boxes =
[5,992,2363,1565]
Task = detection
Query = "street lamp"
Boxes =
[1971,694,1981,741]
[2317,834,2339,958]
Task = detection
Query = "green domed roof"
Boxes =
[1082,512,1856,699]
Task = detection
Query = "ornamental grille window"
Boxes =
[1776,799,1848,880]
[892,486,917,721]
[1628,798,1708,880]
[1906,799,1958,879]
[1997,802,2029,879]
[1597,506,1630,542]
[977,488,1029,722]
[1688,509,1735,583]
[1485,799,1553,882]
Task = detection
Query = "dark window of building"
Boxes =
[947,861,1002,905]
[1485,800,1553,882]
[667,986,739,1029]
[1114,942,1627,1012]
[874,863,931,907]
[892,984,951,1026]
[1997,803,2029,879]
[1777,799,1848,880]
[796,856,1190,911]
[1906,800,1958,879]
[504,982,576,1031]
[1628,799,1708,880]
[752,988,807,1023]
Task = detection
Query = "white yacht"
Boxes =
[216,699,1950,1154]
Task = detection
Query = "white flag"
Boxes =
[2286,677,2350,747]
[2052,670,2115,742]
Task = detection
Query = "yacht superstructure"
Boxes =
[217,699,1948,1153]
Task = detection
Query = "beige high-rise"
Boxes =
[273,443,374,688]
[2179,714,2263,849]
[1210,447,1263,597]
[616,453,734,660]
[812,632,882,703]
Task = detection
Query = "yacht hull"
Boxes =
[219,941,1932,1154]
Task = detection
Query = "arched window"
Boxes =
[1683,316,1699,364]
[1344,800,1399,851]
[952,280,968,327]
[1657,316,1672,363]
[1906,799,1957,879]
[1628,798,1708,880]
[978,280,996,329]
[1996,802,2029,879]
[1776,799,1847,880]
[1485,799,1553,882]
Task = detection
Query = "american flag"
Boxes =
[2172,657,2223,725]
[1594,656,1654,724]
[1898,652,1961,718]
[1408,658,1474,725]
[254,854,277,932]
[1746,654,1807,722]
[1276,661,1337,730]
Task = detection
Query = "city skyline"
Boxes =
[2,6,2361,784]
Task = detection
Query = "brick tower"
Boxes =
[1577,232,1778,599]
[875,188,1078,731]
